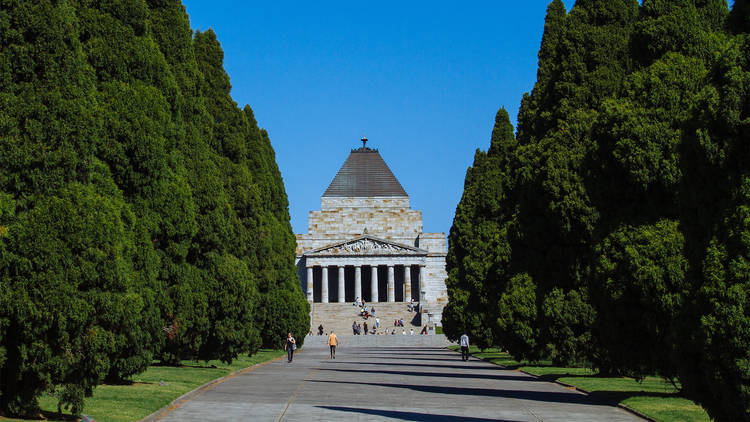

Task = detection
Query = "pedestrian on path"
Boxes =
[327,330,338,359]
[375,317,380,328]
[284,333,296,363]
[460,333,470,361]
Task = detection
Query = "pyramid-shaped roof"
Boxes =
[323,143,407,197]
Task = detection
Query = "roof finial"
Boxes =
[352,135,377,152]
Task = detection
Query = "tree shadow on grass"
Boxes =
[531,373,599,383]
[2,410,79,421]
[150,361,219,369]
[486,362,557,371]
[178,364,220,369]
[588,390,680,403]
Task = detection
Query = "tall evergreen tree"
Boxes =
[447,0,748,418]
[1,0,308,415]
[0,1,151,414]
[511,0,638,363]
[71,0,198,381]
[443,108,517,349]
[193,29,308,349]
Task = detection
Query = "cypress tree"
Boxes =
[0,1,152,413]
[193,29,308,349]
[144,0,238,363]
[71,0,198,381]
[443,108,517,349]
[512,0,637,364]
[516,0,567,144]
[1,0,92,414]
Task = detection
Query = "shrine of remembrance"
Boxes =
[295,138,448,326]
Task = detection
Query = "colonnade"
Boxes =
[305,264,424,303]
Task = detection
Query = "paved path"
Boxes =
[156,344,644,421]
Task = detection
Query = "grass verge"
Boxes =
[1,349,285,422]
[449,346,710,422]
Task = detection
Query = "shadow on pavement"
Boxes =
[329,360,507,371]
[350,347,448,352]
[309,380,602,406]
[316,405,518,421]
[353,355,468,362]
[356,354,476,362]
[317,367,535,382]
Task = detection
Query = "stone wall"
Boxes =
[422,255,449,325]
[297,196,424,254]
[417,233,446,254]
[296,195,448,326]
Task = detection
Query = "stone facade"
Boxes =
[295,142,448,326]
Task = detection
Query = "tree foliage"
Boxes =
[0,0,305,416]
[446,0,748,419]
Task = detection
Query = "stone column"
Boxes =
[321,266,329,303]
[338,266,345,303]
[419,264,426,308]
[354,266,362,302]
[306,266,314,302]
[404,265,412,302]
[370,265,379,303]
[387,265,395,302]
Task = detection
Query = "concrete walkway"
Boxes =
[154,344,644,421]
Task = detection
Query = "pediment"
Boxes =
[305,235,427,257]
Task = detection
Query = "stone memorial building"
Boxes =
[296,138,448,326]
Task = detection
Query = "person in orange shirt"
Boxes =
[327,330,338,359]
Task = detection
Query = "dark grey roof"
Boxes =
[323,147,407,197]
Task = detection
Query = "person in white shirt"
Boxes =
[460,333,470,361]
[410,328,414,335]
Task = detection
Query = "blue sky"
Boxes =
[181,1,566,237]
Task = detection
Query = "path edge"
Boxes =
[139,350,295,422]
[449,347,657,422]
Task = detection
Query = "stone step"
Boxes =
[309,302,422,336]
[302,333,453,348]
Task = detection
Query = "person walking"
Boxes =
[375,317,380,328]
[363,321,368,335]
[460,333,470,361]
[284,332,296,363]
[327,331,338,359]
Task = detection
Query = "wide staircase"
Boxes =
[310,302,422,336]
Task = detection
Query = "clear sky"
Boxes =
[181,0,567,237]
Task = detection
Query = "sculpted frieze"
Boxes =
[309,237,425,256]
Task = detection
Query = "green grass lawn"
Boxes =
[1,349,285,422]
[450,346,711,422]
